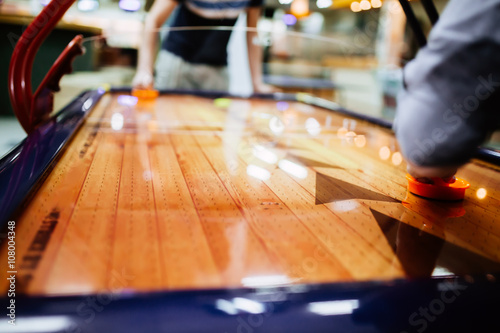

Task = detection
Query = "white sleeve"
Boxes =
[394,0,500,167]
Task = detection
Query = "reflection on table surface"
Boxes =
[1,92,499,296]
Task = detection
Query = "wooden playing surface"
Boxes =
[2,93,500,296]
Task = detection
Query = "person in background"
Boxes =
[394,0,500,182]
[133,0,275,93]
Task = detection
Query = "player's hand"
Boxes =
[407,162,457,184]
[132,70,154,89]
[253,82,280,94]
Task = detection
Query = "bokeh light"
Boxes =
[351,1,361,12]
[360,0,372,10]
[379,146,391,160]
[391,152,403,166]
[476,188,487,200]
[316,0,333,9]
[371,0,382,9]
[354,135,366,148]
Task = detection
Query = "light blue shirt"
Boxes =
[394,0,500,167]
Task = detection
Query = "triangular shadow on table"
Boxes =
[287,154,343,170]
[370,208,500,278]
[315,173,398,205]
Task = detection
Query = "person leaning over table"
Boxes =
[393,0,500,183]
[132,0,275,93]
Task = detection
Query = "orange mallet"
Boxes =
[132,88,159,100]
[406,174,470,201]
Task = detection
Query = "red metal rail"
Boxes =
[8,0,83,133]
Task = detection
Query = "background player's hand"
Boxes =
[407,162,457,184]
[253,82,280,94]
[132,70,154,89]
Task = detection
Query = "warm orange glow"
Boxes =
[337,127,348,138]
[371,0,382,8]
[391,152,403,166]
[354,135,366,148]
[346,131,357,138]
[476,188,487,199]
[350,1,361,12]
[379,146,391,160]
[291,0,310,18]
[360,0,371,10]
[6,91,500,298]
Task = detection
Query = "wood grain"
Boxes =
[2,93,499,296]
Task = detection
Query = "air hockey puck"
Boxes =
[406,174,470,201]
[132,88,159,100]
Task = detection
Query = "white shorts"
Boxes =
[154,50,229,91]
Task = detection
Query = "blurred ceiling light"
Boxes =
[279,159,308,179]
[276,101,290,111]
[233,298,266,314]
[278,0,293,4]
[111,113,124,131]
[117,95,138,106]
[247,165,271,181]
[273,20,288,33]
[253,145,279,164]
[291,0,309,18]
[332,200,359,212]
[269,116,285,135]
[215,298,266,315]
[431,267,454,277]
[337,127,348,138]
[0,316,74,332]
[241,275,291,287]
[308,300,360,316]
[360,0,372,10]
[215,299,238,315]
[305,117,321,136]
[82,98,94,111]
[282,13,297,26]
[345,131,356,141]
[316,0,332,9]
[476,188,487,199]
[379,146,391,160]
[354,135,366,148]
[258,19,273,33]
[143,170,152,181]
[78,0,99,12]
[391,152,403,166]
[119,0,141,12]
[303,12,325,34]
[40,0,50,6]
[371,0,383,8]
[350,1,361,12]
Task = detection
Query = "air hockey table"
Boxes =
[1,86,500,333]
[2,0,500,331]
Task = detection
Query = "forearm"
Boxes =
[394,0,500,176]
[137,0,177,73]
[246,7,264,90]
[137,21,159,73]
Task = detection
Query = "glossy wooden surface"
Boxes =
[2,93,500,296]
